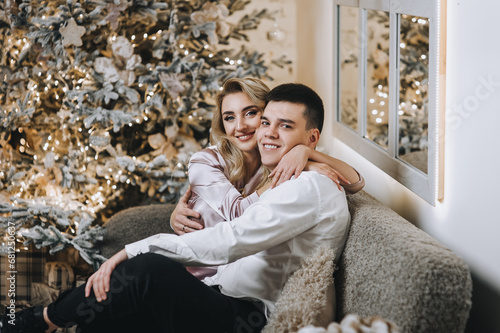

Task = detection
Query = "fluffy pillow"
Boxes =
[297,314,400,333]
[262,244,336,333]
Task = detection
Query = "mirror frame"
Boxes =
[333,0,445,205]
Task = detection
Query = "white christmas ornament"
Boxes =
[267,22,286,43]
[60,18,86,47]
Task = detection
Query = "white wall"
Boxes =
[296,0,500,292]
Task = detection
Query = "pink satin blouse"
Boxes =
[185,147,263,279]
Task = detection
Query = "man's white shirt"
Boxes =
[125,171,350,315]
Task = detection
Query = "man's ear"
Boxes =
[308,128,320,148]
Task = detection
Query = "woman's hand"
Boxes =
[85,249,128,302]
[268,145,310,188]
[170,186,202,235]
[305,161,349,191]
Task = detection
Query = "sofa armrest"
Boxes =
[99,204,176,259]
[336,191,472,333]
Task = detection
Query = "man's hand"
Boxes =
[85,249,128,302]
[170,186,202,234]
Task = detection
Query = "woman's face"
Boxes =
[221,92,262,155]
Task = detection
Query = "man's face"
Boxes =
[257,101,319,170]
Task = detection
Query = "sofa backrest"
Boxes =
[335,191,472,333]
[100,203,176,259]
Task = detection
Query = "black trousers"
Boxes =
[46,253,266,333]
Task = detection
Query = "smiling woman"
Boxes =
[220,92,262,175]
[211,78,270,189]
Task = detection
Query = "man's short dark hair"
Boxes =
[265,83,324,133]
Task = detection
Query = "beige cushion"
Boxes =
[262,244,336,333]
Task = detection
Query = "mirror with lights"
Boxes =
[338,6,359,132]
[398,14,430,173]
[334,0,444,205]
[366,9,390,150]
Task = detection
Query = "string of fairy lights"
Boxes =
[1,0,290,260]
[1,30,180,251]
[1,28,248,220]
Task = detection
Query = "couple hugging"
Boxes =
[1,80,364,333]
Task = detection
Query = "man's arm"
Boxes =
[125,172,345,266]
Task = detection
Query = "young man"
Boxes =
[0,84,350,333]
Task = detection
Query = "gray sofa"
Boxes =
[100,191,473,333]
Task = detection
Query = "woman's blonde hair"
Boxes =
[210,78,270,192]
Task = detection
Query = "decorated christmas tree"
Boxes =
[0,0,290,266]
